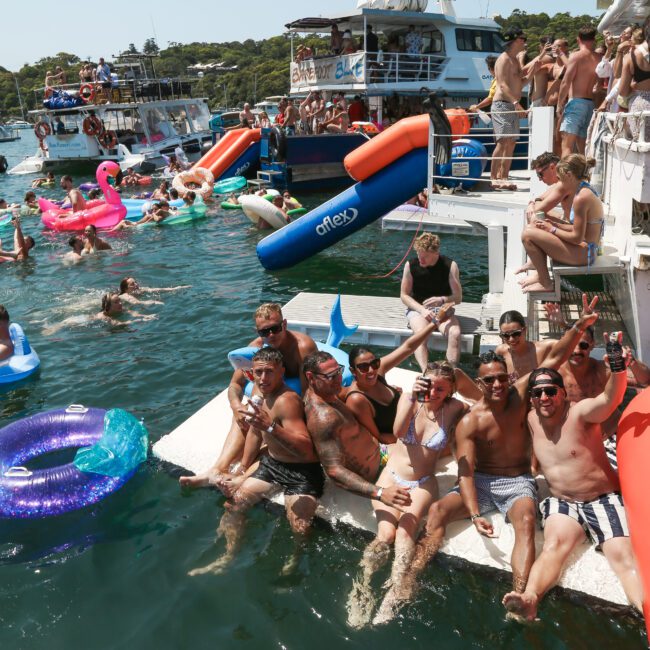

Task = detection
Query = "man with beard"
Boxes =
[503,362,643,621]
[377,296,599,621]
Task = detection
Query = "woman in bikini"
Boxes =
[519,154,604,293]
[494,310,554,381]
[343,303,454,444]
[347,362,467,627]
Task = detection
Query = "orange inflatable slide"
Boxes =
[617,385,650,631]
[192,128,261,180]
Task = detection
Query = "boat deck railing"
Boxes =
[365,51,449,84]
[33,77,201,108]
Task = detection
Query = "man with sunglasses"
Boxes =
[304,351,412,510]
[398,296,599,612]
[180,303,317,491]
[503,361,643,621]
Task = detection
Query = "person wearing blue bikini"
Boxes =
[520,154,604,293]
[347,362,467,627]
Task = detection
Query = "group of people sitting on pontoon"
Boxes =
[179,241,649,624]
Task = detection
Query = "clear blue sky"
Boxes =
[2,0,601,71]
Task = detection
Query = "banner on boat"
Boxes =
[291,53,366,87]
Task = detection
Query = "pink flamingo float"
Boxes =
[41,161,126,231]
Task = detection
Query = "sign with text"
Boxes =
[291,53,366,87]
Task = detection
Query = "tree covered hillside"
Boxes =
[0,11,603,120]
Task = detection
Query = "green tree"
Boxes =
[143,38,160,55]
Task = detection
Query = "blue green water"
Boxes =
[0,133,645,649]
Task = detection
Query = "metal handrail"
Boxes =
[366,51,448,84]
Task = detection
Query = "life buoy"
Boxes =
[34,122,51,140]
[349,121,380,135]
[98,130,118,150]
[79,83,95,103]
[83,115,103,137]
[172,167,214,200]
[269,127,287,162]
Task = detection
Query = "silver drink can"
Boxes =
[485,317,494,330]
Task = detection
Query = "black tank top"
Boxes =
[409,254,453,304]
[632,49,650,83]
[345,376,401,434]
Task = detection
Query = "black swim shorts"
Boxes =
[252,454,325,498]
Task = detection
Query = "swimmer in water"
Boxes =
[118,276,191,304]
[82,224,112,253]
[43,292,157,335]
[63,235,84,264]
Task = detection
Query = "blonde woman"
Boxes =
[520,154,604,293]
[347,362,468,627]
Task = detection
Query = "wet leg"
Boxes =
[281,494,319,576]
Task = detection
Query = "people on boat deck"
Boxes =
[400,233,462,369]
[491,28,545,191]
[351,362,469,627]
[503,361,643,622]
[342,303,454,444]
[528,36,555,108]
[386,298,599,623]
[520,154,603,293]
[0,305,14,361]
[283,99,299,135]
[82,224,112,253]
[330,24,343,55]
[0,216,35,261]
[469,56,498,116]
[79,62,94,83]
[59,175,86,213]
[179,302,318,493]
[545,38,570,154]
[558,26,599,157]
[239,103,255,126]
[526,152,572,223]
[96,57,112,102]
[189,347,324,577]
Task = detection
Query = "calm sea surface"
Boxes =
[0,133,645,649]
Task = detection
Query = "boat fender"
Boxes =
[269,127,287,162]
[83,115,103,137]
[0,155,7,174]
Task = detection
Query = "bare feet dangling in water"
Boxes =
[502,590,540,622]
[179,470,222,490]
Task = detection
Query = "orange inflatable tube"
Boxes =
[617,385,650,631]
[193,128,261,180]
[344,113,429,182]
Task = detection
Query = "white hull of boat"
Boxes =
[153,366,629,608]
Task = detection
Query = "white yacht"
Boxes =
[286,0,500,121]
[5,119,31,129]
[9,54,212,175]
[0,124,20,143]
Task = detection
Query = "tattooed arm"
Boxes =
[305,394,411,508]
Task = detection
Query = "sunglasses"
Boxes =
[354,358,381,373]
[257,323,283,337]
[314,364,345,380]
[499,329,523,340]
[536,165,550,179]
[479,373,509,385]
[577,341,591,350]
[531,386,559,398]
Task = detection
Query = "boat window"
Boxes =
[421,30,444,54]
[142,106,177,141]
[455,29,503,53]
[166,108,189,135]
[187,102,210,132]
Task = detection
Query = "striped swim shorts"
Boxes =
[491,100,520,141]
[449,471,537,522]
[539,491,629,548]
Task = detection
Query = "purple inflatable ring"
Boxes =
[0,405,133,518]
[79,182,99,192]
